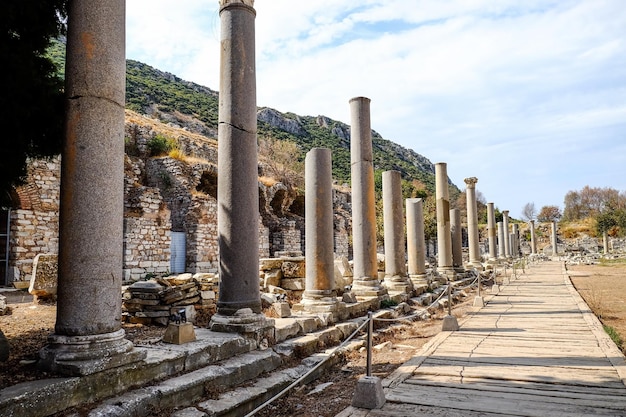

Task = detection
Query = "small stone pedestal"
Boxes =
[210,308,275,344]
[351,376,386,409]
[491,284,500,294]
[473,296,485,307]
[162,322,197,345]
[442,315,459,331]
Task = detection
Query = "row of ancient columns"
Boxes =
[41,0,551,376]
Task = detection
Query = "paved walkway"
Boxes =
[338,261,626,417]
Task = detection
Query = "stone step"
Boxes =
[0,329,256,417]
[87,349,284,417]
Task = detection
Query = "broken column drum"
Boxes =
[382,170,412,292]
[435,163,455,278]
[302,148,338,311]
[406,198,427,280]
[210,0,273,336]
[39,0,145,375]
[464,177,482,269]
[502,210,511,258]
[349,97,386,297]
[487,202,497,261]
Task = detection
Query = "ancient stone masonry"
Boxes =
[9,157,61,282]
[122,273,218,326]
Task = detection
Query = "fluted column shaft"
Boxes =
[406,198,426,276]
[502,210,511,258]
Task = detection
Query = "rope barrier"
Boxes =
[244,318,369,417]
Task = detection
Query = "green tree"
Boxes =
[1,0,68,207]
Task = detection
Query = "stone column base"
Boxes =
[466,261,484,271]
[39,329,147,376]
[383,274,414,294]
[352,277,388,297]
[437,267,457,281]
[209,308,275,344]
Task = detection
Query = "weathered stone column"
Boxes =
[502,210,511,258]
[497,222,506,259]
[603,231,609,254]
[529,220,537,254]
[350,97,386,296]
[551,221,559,257]
[435,163,455,279]
[39,0,145,376]
[487,203,497,262]
[210,0,273,338]
[406,198,427,287]
[511,223,520,257]
[450,209,464,272]
[464,177,482,269]
[302,148,338,313]
[382,170,412,293]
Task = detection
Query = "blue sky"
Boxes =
[126,0,626,219]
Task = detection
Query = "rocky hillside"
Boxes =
[48,39,458,196]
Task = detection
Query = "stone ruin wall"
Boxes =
[7,121,352,283]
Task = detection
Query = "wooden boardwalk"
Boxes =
[338,261,626,417]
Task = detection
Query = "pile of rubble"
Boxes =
[122,273,218,325]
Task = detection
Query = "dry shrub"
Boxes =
[259,176,278,187]
[561,219,597,239]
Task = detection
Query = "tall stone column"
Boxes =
[210,0,273,338]
[603,231,609,254]
[464,177,482,269]
[497,222,506,259]
[382,170,412,293]
[302,148,338,313]
[551,221,559,257]
[406,198,427,286]
[529,220,537,254]
[450,208,464,272]
[502,210,511,258]
[350,97,386,297]
[435,163,455,279]
[487,202,497,262]
[39,0,145,376]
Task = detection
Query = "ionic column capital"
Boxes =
[220,0,254,6]
[464,177,478,188]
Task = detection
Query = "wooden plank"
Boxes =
[385,383,625,416]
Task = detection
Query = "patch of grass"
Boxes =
[599,258,626,266]
[147,134,178,156]
[380,299,398,308]
[603,324,624,351]
[168,148,187,161]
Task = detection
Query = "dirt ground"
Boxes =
[568,261,626,352]
[1,262,625,417]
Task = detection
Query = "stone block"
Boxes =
[0,295,6,316]
[171,305,197,323]
[282,261,306,278]
[28,253,57,300]
[162,322,196,344]
[281,278,305,290]
[294,317,319,333]
[129,280,164,293]
[271,302,291,318]
[259,258,283,271]
[334,256,353,277]
[200,290,216,300]
[263,269,283,288]
[342,291,358,303]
